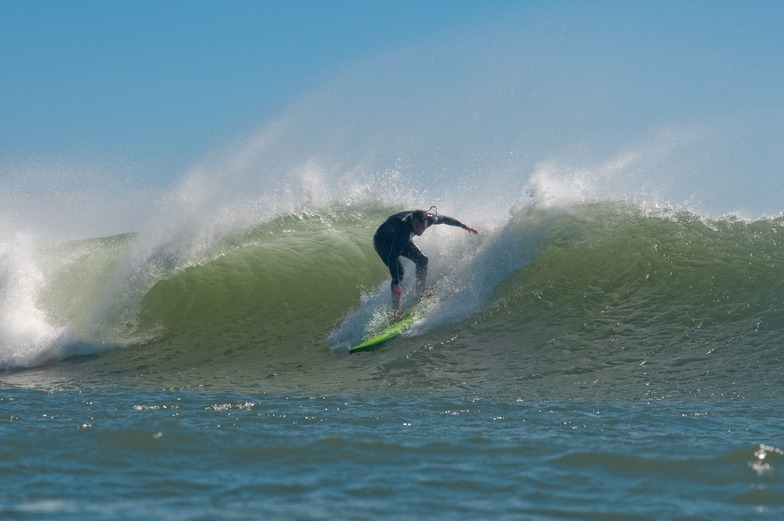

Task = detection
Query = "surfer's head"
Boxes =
[412,210,429,236]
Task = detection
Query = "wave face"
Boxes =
[3,200,782,400]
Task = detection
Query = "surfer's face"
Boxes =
[413,217,428,236]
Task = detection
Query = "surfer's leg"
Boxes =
[372,232,388,261]
[401,241,428,297]
[375,234,404,309]
[375,236,404,280]
[390,260,404,290]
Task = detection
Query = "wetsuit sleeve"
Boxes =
[430,214,470,231]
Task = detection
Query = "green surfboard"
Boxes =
[349,312,417,353]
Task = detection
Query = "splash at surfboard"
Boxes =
[345,293,437,353]
[349,309,419,353]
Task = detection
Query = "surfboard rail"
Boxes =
[349,312,417,353]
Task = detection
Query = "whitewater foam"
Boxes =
[0,232,73,368]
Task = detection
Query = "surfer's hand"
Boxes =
[466,225,479,235]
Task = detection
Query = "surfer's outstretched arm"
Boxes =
[429,214,479,234]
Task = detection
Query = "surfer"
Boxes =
[373,209,478,312]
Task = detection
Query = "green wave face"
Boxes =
[7,202,784,399]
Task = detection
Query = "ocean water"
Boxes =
[2,200,783,520]
[4,5,784,519]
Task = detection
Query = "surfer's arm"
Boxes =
[430,215,479,234]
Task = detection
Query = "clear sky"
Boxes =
[2,1,784,237]
[1,0,506,181]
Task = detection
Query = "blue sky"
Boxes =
[1,1,506,180]
[2,1,784,237]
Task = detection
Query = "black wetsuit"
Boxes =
[373,211,470,293]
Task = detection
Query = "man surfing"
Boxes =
[373,208,478,314]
